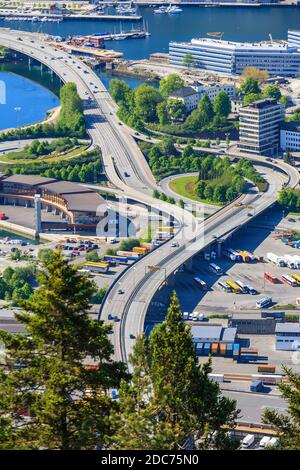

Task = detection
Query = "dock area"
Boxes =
[48,42,123,61]
[0,12,142,22]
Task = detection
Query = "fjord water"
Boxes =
[0,6,299,60]
[0,71,59,131]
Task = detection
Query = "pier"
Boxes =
[0,12,142,22]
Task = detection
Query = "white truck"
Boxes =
[284,254,297,269]
[241,434,255,449]
[259,436,271,448]
[266,252,286,267]
[266,437,279,448]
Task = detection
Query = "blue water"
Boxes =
[0,6,299,60]
[97,70,158,90]
[0,71,59,131]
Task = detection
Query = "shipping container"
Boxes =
[84,262,109,273]
[208,373,224,383]
[252,374,282,385]
[157,226,175,233]
[220,344,227,356]
[211,343,219,355]
[233,343,240,357]
[257,365,276,374]
[226,343,233,357]
[103,255,128,265]
[196,343,203,355]
[250,380,263,392]
[133,246,148,255]
[240,348,258,355]
[116,250,140,260]
[203,343,211,355]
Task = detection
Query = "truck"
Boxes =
[116,250,140,260]
[250,379,263,392]
[84,262,109,273]
[266,252,286,267]
[103,255,128,265]
[182,311,189,321]
[259,436,271,448]
[266,437,279,448]
[284,254,297,269]
[238,251,251,263]
[241,434,255,449]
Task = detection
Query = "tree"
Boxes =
[239,77,261,95]
[240,66,269,84]
[178,199,185,209]
[156,101,169,126]
[243,93,262,106]
[159,74,184,98]
[213,91,231,117]
[134,84,163,123]
[263,84,281,101]
[0,250,127,450]
[109,293,238,450]
[167,98,186,122]
[196,180,207,199]
[263,367,300,450]
[152,189,160,199]
[38,248,53,264]
[85,250,100,262]
[182,53,195,68]
[204,184,214,201]
[109,78,132,107]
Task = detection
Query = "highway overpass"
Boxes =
[0,28,299,369]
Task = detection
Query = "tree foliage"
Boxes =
[0,250,127,450]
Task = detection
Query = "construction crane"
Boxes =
[207,32,224,40]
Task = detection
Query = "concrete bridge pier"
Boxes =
[217,239,223,258]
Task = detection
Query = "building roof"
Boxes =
[1,175,56,186]
[0,175,106,214]
[275,322,300,333]
[281,121,300,133]
[191,325,222,340]
[221,327,237,342]
[169,86,199,99]
[183,38,297,53]
[245,98,279,109]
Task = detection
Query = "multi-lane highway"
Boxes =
[0,28,299,369]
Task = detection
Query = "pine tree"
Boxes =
[263,366,300,450]
[109,292,239,450]
[0,250,128,450]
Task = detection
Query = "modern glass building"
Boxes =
[169,37,300,77]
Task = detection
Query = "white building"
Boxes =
[169,81,236,113]
[168,86,200,112]
[275,323,300,351]
[169,36,300,77]
[280,121,300,151]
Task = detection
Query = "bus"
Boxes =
[235,280,249,293]
[291,274,300,285]
[217,281,232,293]
[226,280,242,294]
[209,263,223,275]
[256,296,272,309]
[264,272,278,284]
[193,277,208,290]
[281,274,298,287]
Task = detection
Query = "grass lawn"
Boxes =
[169,175,223,206]
[0,145,88,165]
[289,211,300,216]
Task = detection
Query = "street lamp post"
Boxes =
[14,106,21,148]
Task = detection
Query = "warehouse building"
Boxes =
[229,311,285,334]
[0,174,107,229]
[191,325,237,343]
[275,323,300,351]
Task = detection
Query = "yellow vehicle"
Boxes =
[225,280,242,294]
[291,274,300,285]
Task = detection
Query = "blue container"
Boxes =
[111,389,118,399]
[226,343,233,357]
[203,343,211,355]
[233,343,240,358]
[250,380,263,392]
[196,343,203,356]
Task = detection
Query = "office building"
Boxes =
[275,323,300,351]
[169,37,300,77]
[238,98,284,156]
[280,121,300,151]
[288,29,300,49]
